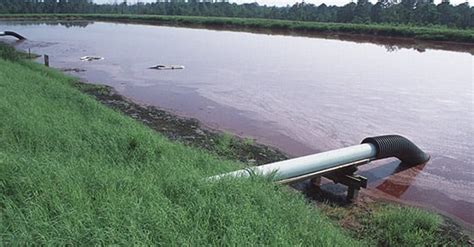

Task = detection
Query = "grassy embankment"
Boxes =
[0,43,466,245]
[2,13,474,43]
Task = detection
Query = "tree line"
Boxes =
[0,0,472,28]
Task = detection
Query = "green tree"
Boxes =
[413,1,439,25]
[437,1,456,26]
[454,2,473,28]
[337,2,357,23]
[354,0,372,23]
[371,1,384,22]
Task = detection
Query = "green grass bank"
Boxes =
[0,43,468,245]
[1,13,474,43]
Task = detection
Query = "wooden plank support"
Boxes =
[276,159,370,202]
[310,176,321,187]
[323,167,367,201]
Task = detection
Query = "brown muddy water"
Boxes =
[1,20,473,228]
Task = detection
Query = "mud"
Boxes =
[75,81,288,166]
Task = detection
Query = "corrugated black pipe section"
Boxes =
[4,31,26,40]
[361,135,430,166]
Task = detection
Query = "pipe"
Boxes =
[209,135,429,181]
[210,143,377,181]
[0,31,26,40]
[362,135,430,166]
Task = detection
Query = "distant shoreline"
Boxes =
[1,14,474,44]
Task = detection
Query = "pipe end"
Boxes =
[362,135,430,166]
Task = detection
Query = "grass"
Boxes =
[0,43,362,245]
[0,42,466,245]
[215,132,235,157]
[320,202,469,246]
[243,137,255,146]
[0,42,33,61]
[1,13,474,43]
[364,205,442,246]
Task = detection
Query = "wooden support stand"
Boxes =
[44,55,49,67]
[278,159,370,202]
[311,166,368,202]
[310,176,321,186]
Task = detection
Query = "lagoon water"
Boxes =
[1,21,472,226]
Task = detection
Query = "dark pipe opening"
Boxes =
[3,31,26,40]
[361,135,430,166]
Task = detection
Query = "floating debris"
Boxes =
[80,56,104,61]
[61,68,86,73]
[149,64,185,70]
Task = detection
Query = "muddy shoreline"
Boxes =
[75,81,289,166]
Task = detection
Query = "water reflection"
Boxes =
[360,160,474,226]
[374,163,425,198]
[383,44,424,53]
[359,160,426,198]
[127,22,474,55]
[1,20,93,28]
